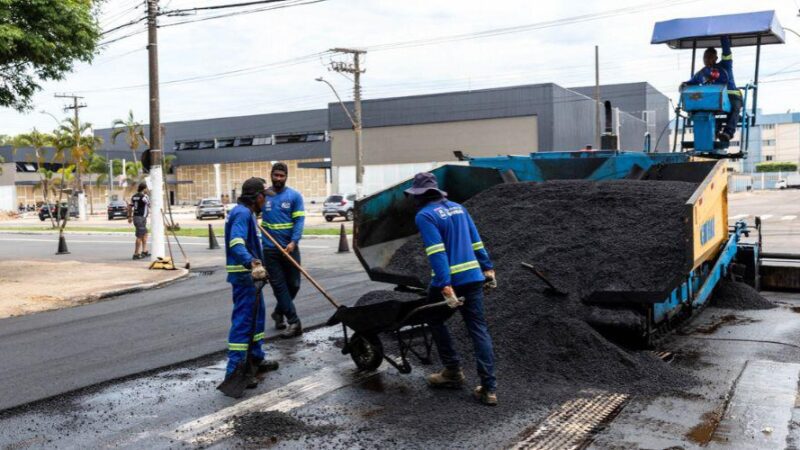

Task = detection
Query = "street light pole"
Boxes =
[147,0,165,261]
[328,48,366,198]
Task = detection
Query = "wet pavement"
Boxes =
[2,291,800,449]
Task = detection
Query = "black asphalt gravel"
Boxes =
[712,280,776,310]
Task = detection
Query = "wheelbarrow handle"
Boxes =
[397,299,457,325]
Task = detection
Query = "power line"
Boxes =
[158,0,327,28]
[161,0,302,15]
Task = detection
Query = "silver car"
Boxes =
[195,198,226,220]
[323,193,357,222]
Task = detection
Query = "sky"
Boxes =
[2,0,799,135]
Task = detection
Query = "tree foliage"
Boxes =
[755,162,798,172]
[0,0,102,111]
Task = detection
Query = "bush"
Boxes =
[755,162,798,172]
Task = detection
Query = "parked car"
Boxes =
[776,179,788,189]
[323,193,357,222]
[38,203,78,221]
[107,200,128,220]
[195,198,226,220]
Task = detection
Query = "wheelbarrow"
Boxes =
[327,295,455,373]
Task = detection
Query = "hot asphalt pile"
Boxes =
[338,180,700,447]
[354,289,423,306]
[232,410,335,446]
[712,280,776,310]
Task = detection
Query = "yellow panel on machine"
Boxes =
[685,160,729,270]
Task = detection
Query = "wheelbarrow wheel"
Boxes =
[349,333,383,371]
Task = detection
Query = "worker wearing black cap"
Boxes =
[223,177,279,387]
[260,162,306,338]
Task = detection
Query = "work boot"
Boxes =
[281,321,303,339]
[271,311,287,330]
[473,386,498,406]
[718,131,732,142]
[246,376,259,389]
[255,359,280,374]
[426,367,465,389]
[132,254,141,260]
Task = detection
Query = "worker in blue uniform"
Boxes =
[224,177,279,387]
[405,172,499,406]
[681,35,741,141]
[261,162,305,338]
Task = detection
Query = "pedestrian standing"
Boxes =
[260,162,305,338]
[405,172,499,406]
[128,182,150,260]
[224,177,279,388]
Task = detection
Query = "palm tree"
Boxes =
[11,130,57,225]
[58,118,99,199]
[85,153,110,215]
[111,110,148,175]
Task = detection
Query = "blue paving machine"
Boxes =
[651,10,786,157]
[347,11,791,346]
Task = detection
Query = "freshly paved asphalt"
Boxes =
[0,232,381,411]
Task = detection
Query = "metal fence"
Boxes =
[728,171,798,192]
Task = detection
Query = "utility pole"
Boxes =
[329,48,366,198]
[55,93,87,220]
[594,45,601,150]
[147,0,165,261]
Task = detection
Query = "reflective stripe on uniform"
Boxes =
[226,264,250,273]
[721,54,732,61]
[450,260,480,274]
[291,211,305,219]
[228,343,248,351]
[472,241,484,251]
[727,89,742,96]
[229,237,245,248]
[261,221,293,230]
[253,332,265,341]
[425,243,445,255]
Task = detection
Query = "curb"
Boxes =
[72,269,191,303]
[0,229,349,238]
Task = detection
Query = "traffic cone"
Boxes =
[208,224,220,250]
[56,234,70,255]
[337,223,350,253]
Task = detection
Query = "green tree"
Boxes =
[0,0,102,111]
[755,162,798,172]
[11,129,56,225]
[111,110,149,174]
[58,117,101,199]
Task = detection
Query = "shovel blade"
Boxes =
[217,362,250,398]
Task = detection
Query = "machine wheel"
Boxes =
[345,210,354,221]
[349,333,383,371]
[325,216,334,222]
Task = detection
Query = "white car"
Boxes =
[776,179,788,189]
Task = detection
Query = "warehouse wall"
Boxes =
[175,159,327,205]
[331,115,538,166]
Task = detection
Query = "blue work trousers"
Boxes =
[428,281,497,392]
[264,247,301,324]
[226,282,266,375]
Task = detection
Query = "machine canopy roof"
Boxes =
[651,10,785,49]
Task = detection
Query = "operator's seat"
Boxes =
[680,85,731,153]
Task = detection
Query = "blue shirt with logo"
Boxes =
[260,187,305,248]
[415,199,493,288]
[225,203,264,285]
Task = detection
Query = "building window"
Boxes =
[198,140,215,149]
[766,155,774,161]
[763,139,776,146]
[217,138,235,148]
[253,136,272,146]
[177,141,200,150]
[763,124,775,130]
[235,137,254,147]
[15,162,37,172]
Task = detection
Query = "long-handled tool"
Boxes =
[217,280,267,398]
[256,222,342,309]
[161,209,190,269]
[520,262,568,297]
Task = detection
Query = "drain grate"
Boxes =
[509,390,629,450]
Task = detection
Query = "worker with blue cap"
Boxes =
[405,172,498,406]
[224,177,279,388]
[680,35,741,142]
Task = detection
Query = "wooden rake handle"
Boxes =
[256,222,341,309]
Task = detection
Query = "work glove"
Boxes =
[679,82,688,92]
[251,259,267,281]
[483,270,497,290]
[441,286,463,309]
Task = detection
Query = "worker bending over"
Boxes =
[261,162,306,338]
[681,35,741,142]
[224,177,279,388]
[406,172,499,406]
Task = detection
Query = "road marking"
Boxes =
[730,214,749,220]
[169,363,382,446]
[759,214,773,220]
[781,215,797,221]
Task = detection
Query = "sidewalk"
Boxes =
[0,260,188,319]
